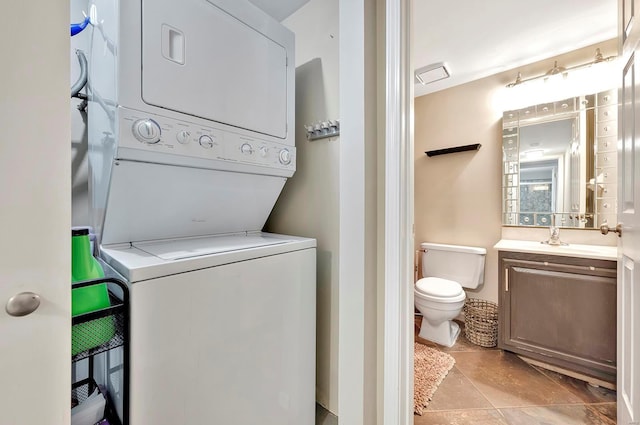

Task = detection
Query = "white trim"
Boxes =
[338,0,366,423]
[383,0,414,424]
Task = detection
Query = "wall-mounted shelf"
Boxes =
[425,143,481,157]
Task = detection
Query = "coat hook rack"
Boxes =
[305,120,340,141]
[425,143,481,157]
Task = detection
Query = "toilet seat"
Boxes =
[415,277,465,302]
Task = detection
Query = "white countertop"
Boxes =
[494,239,618,261]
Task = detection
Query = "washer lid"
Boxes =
[416,277,463,298]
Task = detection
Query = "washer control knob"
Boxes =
[199,135,215,149]
[259,146,268,157]
[241,143,254,155]
[132,119,161,144]
[176,130,191,144]
[279,149,292,165]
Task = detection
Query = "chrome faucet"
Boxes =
[542,214,568,246]
[548,223,561,245]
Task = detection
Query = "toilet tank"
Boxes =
[421,243,486,289]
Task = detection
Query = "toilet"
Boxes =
[415,242,486,347]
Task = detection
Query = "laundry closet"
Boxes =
[69,1,316,423]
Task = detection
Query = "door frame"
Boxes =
[382,0,414,424]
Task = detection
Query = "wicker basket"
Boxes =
[463,298,498,348]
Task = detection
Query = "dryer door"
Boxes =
[141,0,290,139]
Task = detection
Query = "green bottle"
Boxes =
[71,228,104,283]
[71,228,114,355]
[71,228,107,315]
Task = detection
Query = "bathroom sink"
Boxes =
[494,239,617,261]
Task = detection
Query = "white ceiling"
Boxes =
[248,0,311,21]
[248,0,617,98]
[413,0,618,97]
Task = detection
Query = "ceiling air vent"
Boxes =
[415,62,450,85]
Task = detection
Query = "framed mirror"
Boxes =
[502,89,618,229]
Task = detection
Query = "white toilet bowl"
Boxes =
[415,277,466,347]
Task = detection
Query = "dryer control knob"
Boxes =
[132,119,161,144]
[176,130,191,144]
[199,135,215,149]
[241,143,254,155]
[278,149,291,165]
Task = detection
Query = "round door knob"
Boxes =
[600,223,622,237]
[279,149,291,165]
[132,119,161,144]
[6,292,41,317]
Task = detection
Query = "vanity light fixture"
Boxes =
[415,62,450,85]
[506,48,616,88]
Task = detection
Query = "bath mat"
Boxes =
[414,342,455,415]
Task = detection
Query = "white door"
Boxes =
[0,0,71,424]
[617,0,640,422]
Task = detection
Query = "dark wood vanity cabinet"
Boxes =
[498,251,617,384]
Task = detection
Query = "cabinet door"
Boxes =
[499,254,617,382]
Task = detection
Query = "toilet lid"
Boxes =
[416,277,463,298]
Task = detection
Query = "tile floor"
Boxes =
[415,318,617,425]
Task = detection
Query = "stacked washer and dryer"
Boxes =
[87,0,316,424]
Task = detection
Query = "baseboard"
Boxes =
[316,403,338,425]
[518,355,617,391]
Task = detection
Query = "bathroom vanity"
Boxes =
[495,240,617,384]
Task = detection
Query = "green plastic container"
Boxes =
[71,228,115,356]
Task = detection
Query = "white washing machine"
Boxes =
[101,233,316,424]
[86,0,316,424]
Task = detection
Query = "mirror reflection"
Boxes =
[502,90,618,229]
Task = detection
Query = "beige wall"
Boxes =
[268,0,341,413]
[271,1,381,421]
[414,39,617,303]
